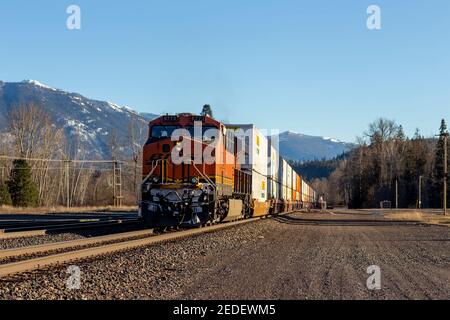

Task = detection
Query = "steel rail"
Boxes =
[0,230,47,240]
[0,219,140,240]
[1,219,133,233]
[0,219,106,230]
[0,229,155,259]
[0,217,259,278]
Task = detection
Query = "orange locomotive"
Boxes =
[140,113,251,227]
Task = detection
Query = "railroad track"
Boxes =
[0,215,134,228]
[0,217,259,278]
[0,218,141,240]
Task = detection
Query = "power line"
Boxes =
[0,155,142,167]
[0,155,129,164]
[0,155,141,208]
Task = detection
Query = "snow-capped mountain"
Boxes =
[0,80,354,161]
[0,80,158,158]
[274,131,355,161]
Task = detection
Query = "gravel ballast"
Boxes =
[0,211,449,300]
[0,224,143,251]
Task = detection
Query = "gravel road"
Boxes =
[0,211,448,300]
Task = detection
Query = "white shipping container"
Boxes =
[226,124,268,202]
[286,164,292,191]
[282,159,291,200]
[278,155,284,200]
[267,141,279,200]
[302,179,308,203]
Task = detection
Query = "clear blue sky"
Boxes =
[1,0,449,142]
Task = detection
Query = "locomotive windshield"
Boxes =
[185,125,218,138]
[150,125,181,138]
[150,124,219,141]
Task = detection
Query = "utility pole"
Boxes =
[65,160,70,208]
[113,161,117,207]
[444,134,448,216]
[113,161,123,207]
[418,175,422,209]
[395,179,399,209]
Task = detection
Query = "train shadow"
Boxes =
[270,214,427,227]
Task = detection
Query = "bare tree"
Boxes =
[127,114,146,196]
[8,104,67,206]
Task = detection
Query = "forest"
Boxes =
[1,103,449,210]
[293,118,449,209]
[0,104,145,207]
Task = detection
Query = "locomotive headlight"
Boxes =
[175,142,183,152]
[191,177,199,185]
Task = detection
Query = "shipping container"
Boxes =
[278,157,283,200]
[226,124,269,216]
[286,163,292,200]
[301,179,308,204]
[280,159,291,201]
[296,174,302,201]
[267,138,279,200]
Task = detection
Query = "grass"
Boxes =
[0,205,138,215]
[385,209,450,227]
[385,210,424,221]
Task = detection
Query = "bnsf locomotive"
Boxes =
[139,113,321,227]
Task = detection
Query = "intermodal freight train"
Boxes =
[139,113,322,227]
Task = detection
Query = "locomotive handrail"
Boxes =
[142,159,162,185]
[188,160,217,193]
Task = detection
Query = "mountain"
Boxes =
[274,131,355,162]
[0,80,354,161]
[0,80,158,158]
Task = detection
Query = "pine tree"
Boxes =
[432,119,449,208]
[396,125,406,141]
[7,159,39,207]
[0,182,12,206]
